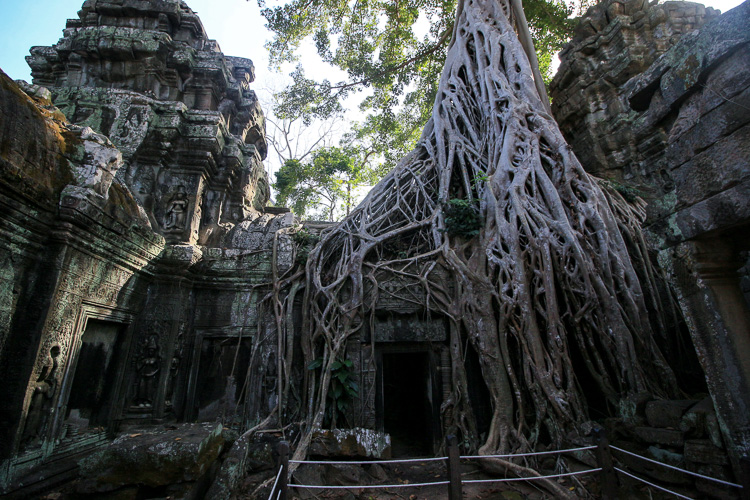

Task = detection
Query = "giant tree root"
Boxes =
[284,0,682,494]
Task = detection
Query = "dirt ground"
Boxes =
[239,458,600,500]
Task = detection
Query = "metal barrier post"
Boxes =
[740,456,750,500]
[446,434,462,500]
[278,441,289,500]
[594,428,618,500]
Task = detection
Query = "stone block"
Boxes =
[618,392,652,426]
[206,432,251,499]
[77,423,225,494]
[617,442,691,485]
[634,426,685,447]
[688,462,733,487]
[695,474,740,500]
[684,440,728,465]
[310,428,391,459]
[647,445,685,467]
[681,397,724,447]
[645,399,696,428]
[292,464,325,500]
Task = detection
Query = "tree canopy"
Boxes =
[274,145,378,220]
[259,0,588,167]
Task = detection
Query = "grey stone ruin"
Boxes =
[0,0,748,496]
[0,0,293,494]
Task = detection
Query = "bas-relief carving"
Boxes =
[132,334,161,409]
[21,345,61,446]
[164,185,189,231]
[264,351,278,412]
[0,0,298,485]
[29,2,274,246]
[165,331,185,410]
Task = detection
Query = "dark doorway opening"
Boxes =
[66,320,126,429]
[194,337,252,422]
[381,351,433,456]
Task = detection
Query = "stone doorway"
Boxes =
[377,349,439,457]
[188,334,252,422]
[64,320,127,432]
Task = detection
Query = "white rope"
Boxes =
[461,445,597,460]
[290,456,446,465]
[611,446,743,489]
[615,467,695,500]
[289,480,451,489]
[268,466,283,500]
[462,468,601,484]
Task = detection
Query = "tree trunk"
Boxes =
[287,0,682,489]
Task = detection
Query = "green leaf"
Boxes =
[307,357,323,370]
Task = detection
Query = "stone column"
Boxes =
[664,238,750,475]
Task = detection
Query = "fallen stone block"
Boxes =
[77,423,225,495]
[634,426,685,447]
[680,397,724,447]
[645,399,696,428]
[684,439,729,466]
[310,428,391,459]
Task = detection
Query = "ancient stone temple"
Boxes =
[0,0,749,497]
[0,0,294,494]
[552,0,750,491]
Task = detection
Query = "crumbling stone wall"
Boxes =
[0,1,293,493]
[0,67,163,469]
[553,0,750,479]
[550,0,719,201]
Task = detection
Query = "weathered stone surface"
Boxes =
[77,423,224,493]
[555,0,750,476]
[205,430,246,500]
[291,464,325,500]
[647,446,685,468]
[27,0,276,246]
[310,428,392,459]
[680,397,724,448]
[684,439,729,465]
[645,399,696,429]
[634,426,685,447]
[617,442,692,485]
[550,0,720,196]
[1,3,293,493]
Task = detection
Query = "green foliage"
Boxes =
[308,356,359,428]
[292,227,321,265]
[260,0,589,167]
[442,198,481,238]
[605,180,642,203]
[274,145,378,221]
[471,172,490,187]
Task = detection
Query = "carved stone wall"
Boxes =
[553,0,750,476]
[27,0,270,246]
[633,1,750,472]
[0,1,293,492]
[0,68,163,472]
[550,0,719,201]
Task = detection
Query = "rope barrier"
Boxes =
[290,456,446,465]
[461,445,597,460]
[615,467,695,500]
[289,480,451,489]
[462,468,602,484]
[267,466,284,500]
[611,446,743,489]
